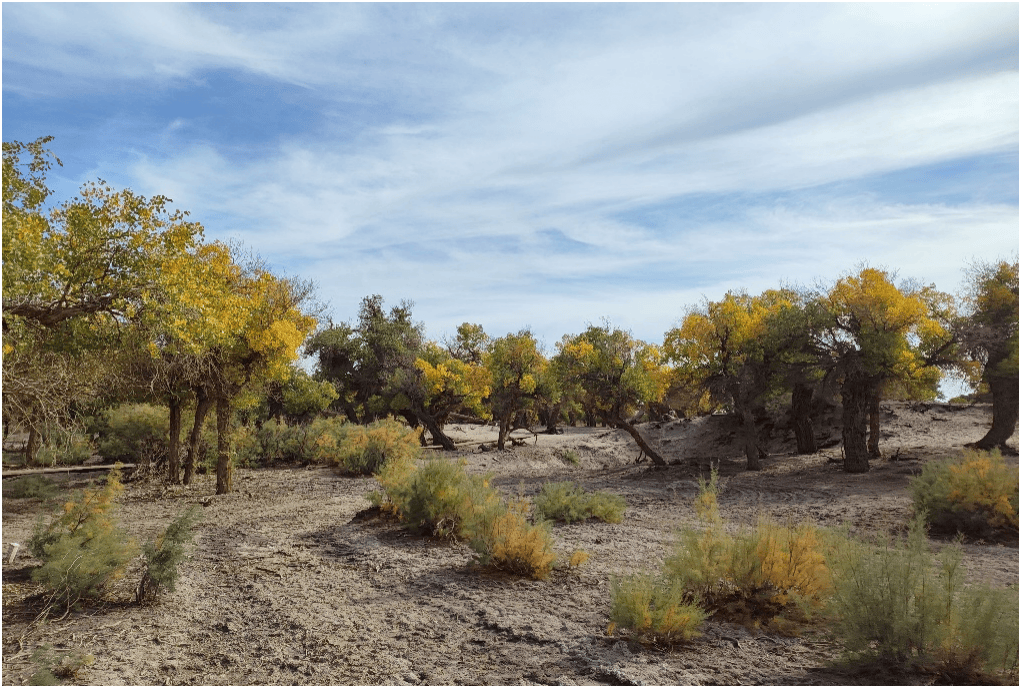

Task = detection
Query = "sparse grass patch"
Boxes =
[560,449,580,465]
[533,481,626,524]
[911,448,1019,538]
[3,475,60,501]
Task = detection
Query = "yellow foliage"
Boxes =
[568,549,591,568]
[477,510,557,580]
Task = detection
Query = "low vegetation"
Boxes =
[136,506,202,605]
[533,481,626,524]
[910,448,1019,538]
[3,475,60,501]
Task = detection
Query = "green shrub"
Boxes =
[34,429,93,467]
[256,418,314,463]
[3,475,60,500]
[560,449,580,465]
[96,404,169,463]
[609,574,706,645]
[28,468,136,608]
[28,645,94,685]
[137,506,201,604]
[826,513,1018,681]
[911,449,1019,537]
[533,481,626,524]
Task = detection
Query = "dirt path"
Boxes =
[2,402,1017,685]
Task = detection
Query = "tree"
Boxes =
[665,290,795,470]
[486,330,546,449]
[818,268,954,473]
[3,138,203,464]
[552,324,671,466]
[960,259,1019,451]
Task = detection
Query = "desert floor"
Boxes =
[2,401,1017,686]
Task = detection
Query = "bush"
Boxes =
[469,504,558,580]
[34,428,93,467]
[533,481,626,524]
[312,417,420,475]
[96,404,169,463]
[609,574,706,645]
[136,506,202,605]
[826,514,1018,681]
[373,456,559,580]
[911,449,1019,537]
[28,645,94,685]
[28,468,136,608]
[3,475,59,500]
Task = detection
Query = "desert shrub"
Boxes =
[373,456,559,580]
[826,514,1018,681]
[533,481,626,524]
[136,506,202,605]
[313,417,420,475]
[910,449,1019,537]
[609,574,706,645]
[3,475,60,500]
[34,428,93,467]
[96,404,169,463]
[257,418,315,463]
[568,549,591,568]
[469,503,558,580]
[28,645,95,685]
[560,449,580,465]
[28,468,136,608]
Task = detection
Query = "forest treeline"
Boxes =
[3,137,1018,492]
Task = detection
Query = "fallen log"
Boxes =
[2,463,136,478]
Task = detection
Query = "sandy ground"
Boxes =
[2,401,1017,686]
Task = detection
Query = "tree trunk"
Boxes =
[791,384,817,454]
[414,410,457,450]
[740,406,762,471]
[841,373,873,473]
[867,389,881,457]
[184,390,213,485]
[168,396,182,484]
[974,367,1020,452]
[612,417,667,466]
[497,415,511,451]
[215,396,232,495]
[25,425,39,467]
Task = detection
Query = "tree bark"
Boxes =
[183,389,213,485]
[867,389,881,458]
[612,418,668,466]
[791,384,817,454]
[215,396,232,495]
[414,409,457,450]
[497,414,512,450]
[167,396,182,484]
[974,364,1020,452]
[841,373,873,473]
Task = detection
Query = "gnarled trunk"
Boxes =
[740,406,762,471]
[791,384,817,454]
[184,389,213,485]
[974,363,1020,452]
[215,396,232,495]
[497,414,512,450]
[414,409,457,450]
[25,425,39,467]
[841,373,873,473]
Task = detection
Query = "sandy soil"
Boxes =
[2,401,1017,686]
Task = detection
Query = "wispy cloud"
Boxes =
[3,3,1017,348]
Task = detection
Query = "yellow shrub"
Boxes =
[911,449,1019,536]
[472,510,557,580]
[609,574,705,645]
[568,549,591,568]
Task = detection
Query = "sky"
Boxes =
[3,2,1019,356]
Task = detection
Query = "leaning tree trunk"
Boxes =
[867,389,882,458]
[414,409,457,450]
[840,373,873,473]
[612,417,668,466]
[215,397,233,495]
[974,364,1020,451]
[497,414,512,451]
[791,384,817,454]
[167,396,183,484]
[184,389,214,485]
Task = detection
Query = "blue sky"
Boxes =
[3,2,1019,355]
